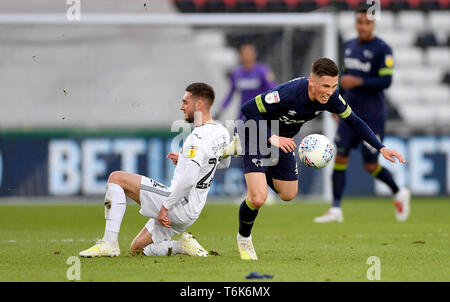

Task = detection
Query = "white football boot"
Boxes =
[237,233,258,260]
[394,187,411,222]
[314,207,344,223]
[179,232,208,257]
[221,134,242,158]
[79,239,120,257]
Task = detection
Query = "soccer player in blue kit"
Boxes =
[223,57,406,260]
[314,5,410,224]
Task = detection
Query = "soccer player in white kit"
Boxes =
[79,82,230,257]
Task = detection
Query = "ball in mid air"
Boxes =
[298,134,334,169]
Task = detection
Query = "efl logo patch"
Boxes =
[385,55,394,68]
[264,91,280,104]
[187,146,198,158]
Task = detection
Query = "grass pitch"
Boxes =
[0,197,449,282]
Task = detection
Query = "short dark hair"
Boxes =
[312,58,339,77]
[355,2,371,14]
[185,82,215,106]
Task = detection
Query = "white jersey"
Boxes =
[168,122,230,220]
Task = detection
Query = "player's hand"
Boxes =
[380,147,406,164]
[269,135,297,153]
[166,152,179,165]
[157,205,171,228]
[340,75,363,89]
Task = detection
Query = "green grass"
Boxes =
[0,197,449,282]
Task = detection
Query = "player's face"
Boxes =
[240,44,257,69]
[311,75,338,104]
[180,91,196,123]
[355,12,375,41]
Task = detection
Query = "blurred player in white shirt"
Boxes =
[79,82,230,257]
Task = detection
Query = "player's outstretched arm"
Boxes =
[380,147,406,164]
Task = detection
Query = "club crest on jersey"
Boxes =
[288,110,297,116]
[187,145,198,158]
[264,91,280,104]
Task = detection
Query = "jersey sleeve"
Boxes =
[327,93,353,119]
[377,45,394,77]
[250,81,296,115]
[361,44,394,89]
[182,133,207,167]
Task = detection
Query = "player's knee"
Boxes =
[363,163,378,174]
[335,154,349,164]
[108,171,122,184]
[108,171,125,185]
[278,190,297,202]
[248,195,266,209]
[130,239,144,256]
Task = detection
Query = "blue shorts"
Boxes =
[243,150,299,181]
[335,118,385,163]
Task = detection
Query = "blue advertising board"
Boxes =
[0,132,449,197]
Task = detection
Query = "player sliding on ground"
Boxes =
[79,82,230,257]
[222,58,406,260]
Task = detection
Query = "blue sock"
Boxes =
[332,163,347,208]
[372,165,399,194]
[238,198,259,237]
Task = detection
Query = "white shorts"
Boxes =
[139,176,195,243]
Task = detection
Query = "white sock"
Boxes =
[103,182,126,245]
[330,207,342,214]
[237,233,252,240]
[143,240,178,256]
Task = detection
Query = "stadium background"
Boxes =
[0,0,449,201]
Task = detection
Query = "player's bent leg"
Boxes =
[273,179,298,201]
[108,171,142,204]
[130,226,153,255]
[237,172,266,260]
[245,172,268,209]
[80,171,143,258]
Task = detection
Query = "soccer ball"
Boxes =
[298,134,334,169]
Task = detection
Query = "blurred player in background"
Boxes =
[223,58,406,260]
[314,4,410,224]
[215,42,278,204]
[79,82,230,258]
[215,43,277,120]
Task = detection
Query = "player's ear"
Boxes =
[308,73,314,87]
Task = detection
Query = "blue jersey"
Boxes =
[241,77,385,152]
[342,37,394,121]
[249,77,351,138]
